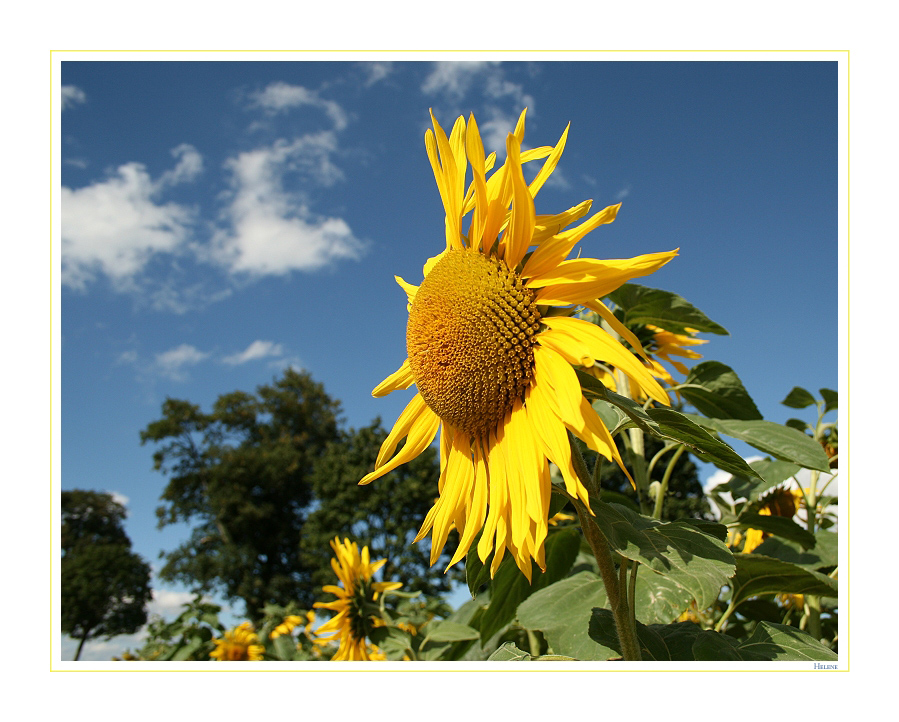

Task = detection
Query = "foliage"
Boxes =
[141,368,342,617]
[61,490,152,660]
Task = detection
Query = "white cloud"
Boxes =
[209,134,362,276]
[61,84,86,110]
[223,340,284,365]
[361,61,393,86]
[421,61,498,99]
[249,81,348,130]
[61,145,202,290]
[615,185,632,201]
[107,491,130,510]
[153,343,209,380]
[421,62,535,155]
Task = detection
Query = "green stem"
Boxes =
[570,434,641,661]
[652,445,686,520]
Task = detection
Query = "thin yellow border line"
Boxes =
[51,49,849,672]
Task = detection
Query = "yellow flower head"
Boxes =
[210,622,265,661]
[363,109,678,581]
[313,537,402,661]
[743,486,804,553]
[270,614,304,640]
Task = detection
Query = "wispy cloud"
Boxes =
[249,81,348,130]
[61,145,203,291]
[222,340,284,365]
[61,85,86,110]
[209,133,362,277]
[615,185,632,201]
[361,61,393,86]
[421,62,535,155]
[153,343,210,381]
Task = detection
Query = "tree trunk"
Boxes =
[74,630,90,661]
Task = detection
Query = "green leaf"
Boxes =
[819,388,838,414]
[606,283,729,336]
[740,622,838,661]
[752,531,838,570]
[631,565,693,625]
[516,572,617,660]
[721,458,801,502]
[737,511,817,549]
[781,386,817,409]
[270,634,298,661]
[367,626,412,661]
[590,501,736,609]
[576,370,661,436]
[684,416,832,472]
[691,630,768,661]
[477,527,581,642]
[421,621,480,644]
[680,361,763,420]
[465,535,493,598]
[645,408,763,480]
[487,642,532,661]
[731,554,838,610]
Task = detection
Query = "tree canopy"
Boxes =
[61,490,152,660]
[141,368,458,619]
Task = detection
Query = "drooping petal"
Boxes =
[372,358,414,397]
[502,133,537,268]
[360,394,440,485]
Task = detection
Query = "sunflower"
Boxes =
[313,537,402,661]
[210,622,265,661]
[742,486,805,553]
[362,109,678,581]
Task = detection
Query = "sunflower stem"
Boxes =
[569,433,641,661]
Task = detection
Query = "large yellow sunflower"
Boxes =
[313,537,402,661]
[362,109,678,581]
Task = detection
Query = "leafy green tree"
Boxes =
[61,491,152,660]
[301,420,463,598]
[141,368,342,618]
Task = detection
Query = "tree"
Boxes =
[301,419,463,598]
[61,491,152,660]
[140,368,342,618]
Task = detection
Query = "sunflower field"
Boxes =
[121,109,839,665]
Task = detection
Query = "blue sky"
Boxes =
[58,58,840,660]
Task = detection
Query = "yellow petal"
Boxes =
[528,122,569,198]
[372,358,414,397]
[361,395,440,485]
[503,133,536,268]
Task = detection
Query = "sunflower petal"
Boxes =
[372,358,414,397]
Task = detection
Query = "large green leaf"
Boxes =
[420,621,480,644]
[367,625,412,661]
[740,621,838,661]
[730,554,838,610]
[680,361,763,420]
[736,511,817,549]
[631,565,693,625]
[589,613,833,661]
[605,283,729,336]
[475,527,581,642]
[684,415,832,472]
[645,408,763,480]
[753,531,838,570]
[516,572,617,660]
[591,501,736,609]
